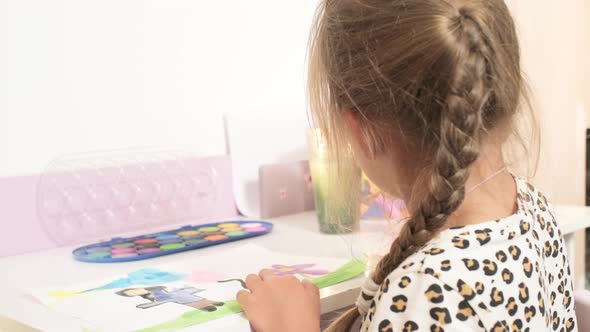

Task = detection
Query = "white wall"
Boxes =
[3,0,589,202]
[0,0,318,176]
[507,0,590,290]
[507,0,590,206]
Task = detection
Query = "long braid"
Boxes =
[371,9,492,287]
[325,7,495,331]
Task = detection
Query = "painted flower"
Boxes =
[271,264,329,276]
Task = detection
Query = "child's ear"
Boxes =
[342,110,373,159]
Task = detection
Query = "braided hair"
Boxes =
[308,1,528,331]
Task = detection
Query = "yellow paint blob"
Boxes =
[48,290,79,300]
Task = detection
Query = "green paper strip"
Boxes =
[310,259,366,289]
[134,300,242,332]
[136,259,367,332]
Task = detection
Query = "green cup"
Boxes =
[307,129,361,234]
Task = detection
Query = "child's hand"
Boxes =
[236,269,321,332]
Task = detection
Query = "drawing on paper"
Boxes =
[116,286,225,312]
[31,244,366,332]
[48,268,187,301]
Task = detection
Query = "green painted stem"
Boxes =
[310,259,366,289]
[134,301,242,332]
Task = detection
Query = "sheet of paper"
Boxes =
[29,244,351,332]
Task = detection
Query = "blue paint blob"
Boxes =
[83,268,186,293]
[156,234,181,241]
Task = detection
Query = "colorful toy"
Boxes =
[72,221,273,263]
[360,173,408,220]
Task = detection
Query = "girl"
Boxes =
[237,0,577,331]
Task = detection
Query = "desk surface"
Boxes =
[1,206,589,332]
[0,212,371,332]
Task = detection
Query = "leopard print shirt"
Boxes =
[361,177,577,332]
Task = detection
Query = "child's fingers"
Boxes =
[236,289,251,307]
[302,279,320,298]
[245,273,263,291]
[258,269,276,281]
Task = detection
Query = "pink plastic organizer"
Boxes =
[0,151,237,256]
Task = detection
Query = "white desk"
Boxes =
[1,206,590,332]
[0,212,367,332]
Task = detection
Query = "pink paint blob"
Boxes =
[135,238,158,244]
[185,271,227,283]
[111,247,136,254]
[137,248,161,254]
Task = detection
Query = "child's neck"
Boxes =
[446,153,518,229]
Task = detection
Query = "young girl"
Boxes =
[236,0,577,331]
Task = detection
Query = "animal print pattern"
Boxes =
[361,177,577,332]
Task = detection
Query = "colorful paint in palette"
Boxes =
[111,248,135,254]
[72,221,273,263]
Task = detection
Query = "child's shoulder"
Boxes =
[385,175,558,292]
[364,176,575,331]
[513,175,554,210]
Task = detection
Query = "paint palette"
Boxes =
[72,221,273,263]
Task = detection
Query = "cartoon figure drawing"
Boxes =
[116,286,225,312]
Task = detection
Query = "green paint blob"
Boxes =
[160,243,186,251]
[112,243,134,248]
[87,252,110,259]
[135,300,243,332]
[225,231,247,237]
[198,227,219,232]
[185,239,206,246]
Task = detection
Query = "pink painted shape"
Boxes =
[375,196,407,220]
[111,247,136,254]
[0,155,239,257]
[137,248,161,254]
[135,239,158,244]
[185,271,227,283]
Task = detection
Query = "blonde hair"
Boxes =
[307,0,534,330]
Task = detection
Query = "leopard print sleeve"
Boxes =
[364,272,484,332]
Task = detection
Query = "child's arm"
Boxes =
[236,270,321,332]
